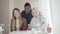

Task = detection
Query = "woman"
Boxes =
[27,7,52,33]
[11,8,27,32]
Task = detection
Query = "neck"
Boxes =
[35,16,40,20]
[16,17,19,20]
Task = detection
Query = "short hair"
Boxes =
[24,2,31,7]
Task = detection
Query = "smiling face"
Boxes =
[32,7,42,19]
[25,6,31,13]
[13,10,20,18]
[32,9,39,18]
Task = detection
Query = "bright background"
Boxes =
[0,0,60,34]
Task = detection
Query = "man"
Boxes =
[21,2,33,27]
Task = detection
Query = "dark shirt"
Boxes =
[21,10,33,25]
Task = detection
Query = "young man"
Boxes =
[21,2,33,27]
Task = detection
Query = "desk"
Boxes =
[9,31,47,34]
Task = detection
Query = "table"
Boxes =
[9,31,48,34]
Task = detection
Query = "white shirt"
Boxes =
[29,16,47,32]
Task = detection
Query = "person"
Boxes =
[11,8,27,32]
[21,2,33,27]
[27,7,52,33]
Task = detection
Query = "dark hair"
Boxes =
[24,2,31,7]
[12,8,20,19]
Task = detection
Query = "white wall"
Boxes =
[0,0,9,34]
[14,0,41,11]
[50,0,60,34]
[0,0,2,24]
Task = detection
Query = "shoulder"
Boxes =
[21,10,25,16]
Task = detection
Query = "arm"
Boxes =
[22,18,27,30]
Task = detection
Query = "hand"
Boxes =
[47,27,52,33]
[27,27,32,31]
